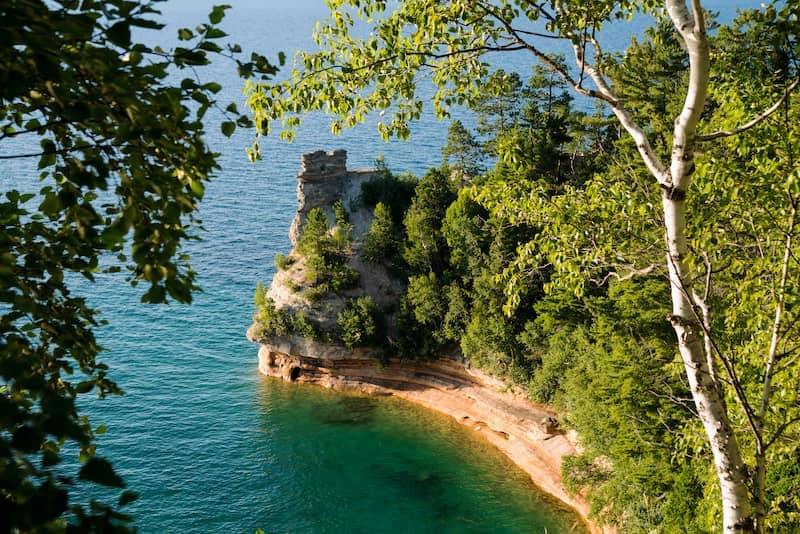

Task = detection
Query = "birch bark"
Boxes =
[661,2,752,530]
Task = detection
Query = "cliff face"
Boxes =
[248,150,605,533]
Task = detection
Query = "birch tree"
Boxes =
[246,1,799,531]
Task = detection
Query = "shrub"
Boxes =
[304,254,327,285]
[334,199,349,226]
[253,285,292,337]
[330,265,360,291]
[330,224,352,254]
[291,310,320,339]
[337,296,380,348]
[304,284,330,304]
[275,253,294,271]
[298,208,330,259]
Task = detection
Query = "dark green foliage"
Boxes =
[402,168,456,274]
[441,190,491,280]
[442,120,484,184]
[405,273,447,339]
[0,0,277,529]
[360,163,417,224]
[442,284,470,342]
[395,295,440,359]
[296,207,358,291]
[532,280,706,531]
[362,202,399,263]
[338,296,381,348]
[469,63,606,187]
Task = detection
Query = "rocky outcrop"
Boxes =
[249,150,607,534]
[288,149,380,247]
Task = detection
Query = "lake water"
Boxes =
[3,0,763,531]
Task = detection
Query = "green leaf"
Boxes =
[119,490,139,506]
[75,381,94,394]
[205,28,227,39]
[79,457,125,488]
[106,21,131,47]
[208,5,230,24]
[221,121,235,137]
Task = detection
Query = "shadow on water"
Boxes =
[377,466,468,522]
[311,395,380,426]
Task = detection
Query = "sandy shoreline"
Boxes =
[249,334,609,533]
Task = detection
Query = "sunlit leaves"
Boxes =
[0,0,277,530]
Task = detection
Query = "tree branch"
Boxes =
[666,251,760,437]
[765,414,800,451]
[0,142,128,160]
[594,263,659,285]
[692,253,719,384]
[697,78,800,141]
[691,0,706,34]
[565,29,669,184]
[758,200,796,433]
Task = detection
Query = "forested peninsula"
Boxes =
[247,3,800,532]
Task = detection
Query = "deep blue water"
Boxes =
[2,1,763,531]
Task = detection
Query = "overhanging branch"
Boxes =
[697,78,800,142]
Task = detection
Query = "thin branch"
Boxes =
[693,252,718,384]
[691,0,706,35]
[765,414,800,451]
[0,142,127,160]
[0,119,69,142]
[697,78,800,141]
[758,200,796,432]
[288,43,525,88]
[594,263,659,285]
[666,251,760,437]
[560,19,669,183]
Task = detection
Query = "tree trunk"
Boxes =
[663,2,754,530]
[663,192,753,532]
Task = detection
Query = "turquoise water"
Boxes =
[3,0,763,531]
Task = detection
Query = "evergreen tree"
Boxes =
[402,168,456,274]
[362,202,398,263]
[442,120,484,185]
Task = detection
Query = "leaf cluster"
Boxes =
[1,1,277,529]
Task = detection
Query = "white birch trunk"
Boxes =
[663,1,753,530]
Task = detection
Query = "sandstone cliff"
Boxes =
[247,150,604,533]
